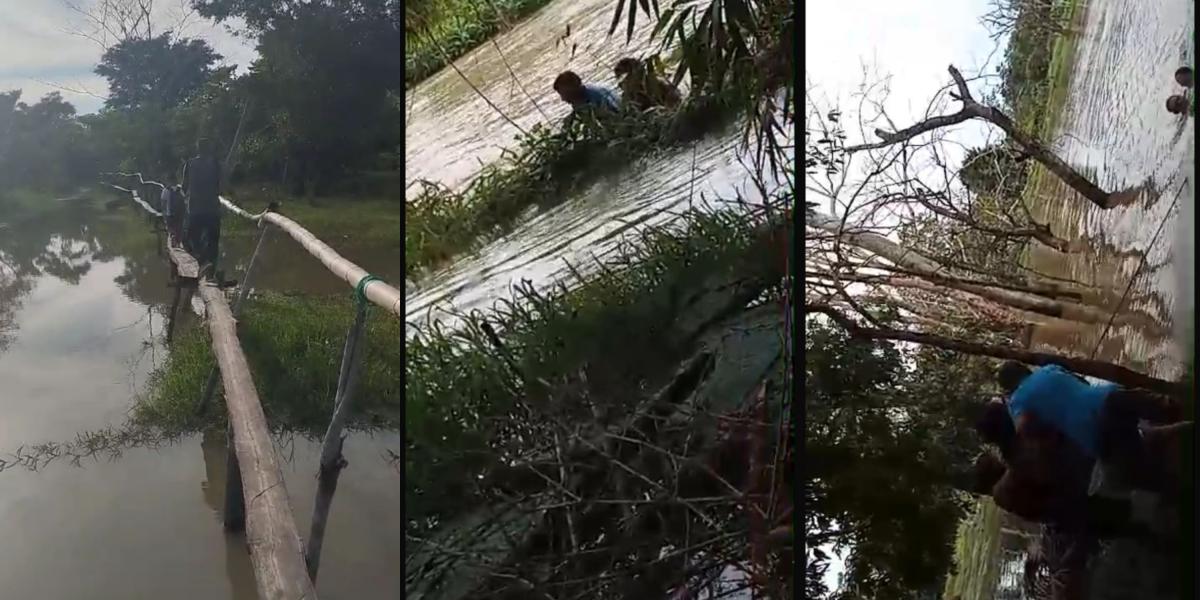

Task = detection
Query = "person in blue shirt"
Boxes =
[553,70,619,129]
[996,361,1188,492]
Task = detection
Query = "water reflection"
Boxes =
[0,189,402,598]
[201,429,259,600]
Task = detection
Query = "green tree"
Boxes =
[95,33,226,111]
[0,91,98,190]
[806,317,988,599]
[239,2,401,192]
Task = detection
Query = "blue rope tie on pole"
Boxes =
[354,274,383,308]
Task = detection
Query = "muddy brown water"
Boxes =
[0,197,401,599]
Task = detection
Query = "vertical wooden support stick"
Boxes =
[304,302,368,581]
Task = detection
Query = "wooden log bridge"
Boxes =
[104,171,412,595]
[105,176,318,599]
[200,280,317,600]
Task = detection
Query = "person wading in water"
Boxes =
[182,137,222,270]
[552,70,619,130]
[613,57,681,111]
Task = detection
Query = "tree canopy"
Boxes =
[0,0,401,196]
[95,33,226,111]
[806,316,993,599]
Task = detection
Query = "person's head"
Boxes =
[975,398,1016,457]
[553,71,585,104]
[1175,66,1193,87]
[1166,94,1190,115]
[196,137,214,156]
[997,360,1031,395]
[971,451,1008,495]
[614,57,643,79]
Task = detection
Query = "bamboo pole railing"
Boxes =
[105,172,403,317]
[219,196,403,318]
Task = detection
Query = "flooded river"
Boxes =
[0,196,401,599]
[1025,0,1193,382]
[404,0,791,328]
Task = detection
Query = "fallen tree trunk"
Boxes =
[806,303,1185,397]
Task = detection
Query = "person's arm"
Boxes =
[992,469,1045,522]
[182,160,190,193]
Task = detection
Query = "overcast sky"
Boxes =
[804,0,1003,592]
[805,0,1003,222]
[0,1,256,114]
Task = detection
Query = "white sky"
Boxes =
[804,0,1005,593]
[0,1,257,114]
[805,0,1005,221]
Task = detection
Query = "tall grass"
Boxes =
[405,205,788,535]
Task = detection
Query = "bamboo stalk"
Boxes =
[198,280,318,600]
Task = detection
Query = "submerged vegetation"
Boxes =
[405,0,554,87]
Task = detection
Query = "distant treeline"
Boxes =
[0,0,401,196]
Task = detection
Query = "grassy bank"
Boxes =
[406,0,553,88]
[942,500,1003,600]
[405,204,788,535]
[405,92,742,278]
[135,292,402,437]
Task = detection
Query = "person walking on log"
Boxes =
[182,137,223,269]
[996,361,1189,493]
[160,181,185,245]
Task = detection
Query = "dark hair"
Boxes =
[1175,66,1193,81]
[975,400,1016,459]
[553,71,582,91]
[997,360,1031,394]
[972,451,1007,495]
[614,57,641,77]
[1166,95,1189,114]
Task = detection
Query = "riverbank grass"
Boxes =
[135,291,401,437]
[942,499,1003,600]
[406,93,741,278]
[405,205,787,534]
[221,186,402,248]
